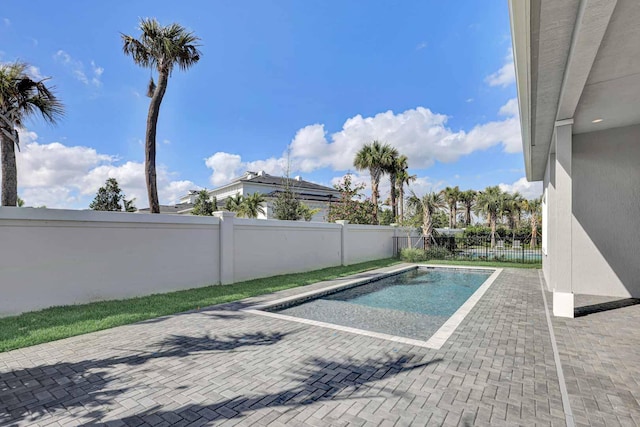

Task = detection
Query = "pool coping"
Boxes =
[243,264,503,350]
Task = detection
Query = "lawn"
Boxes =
[0,258,399,353]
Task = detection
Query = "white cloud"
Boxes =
[485,48,515,88]
[416,41,427,51]
[204,98,522,185]
[5,129,195,208]
[26,65,44,80]
[499,98,519,117]
[54,50,103,87]
[499,177,542,199]
[3,18,10,27]
[466,98,474,103]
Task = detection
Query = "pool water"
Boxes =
[272,267,493,342]
[322,268,491,317]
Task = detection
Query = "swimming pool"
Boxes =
[248,265,500,348]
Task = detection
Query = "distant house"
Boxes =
[147,171,340,221]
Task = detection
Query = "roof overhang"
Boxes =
[509,0,619,181]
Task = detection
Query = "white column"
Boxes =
[214,211,235,285]
[335,220,349,266]
[553,120,574,317]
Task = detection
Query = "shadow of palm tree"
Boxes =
[0,331,289,424]
[101,353,441,426]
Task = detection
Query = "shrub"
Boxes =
[399,247,451,262]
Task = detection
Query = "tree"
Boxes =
[474,186,507,248]
[16,196,24,207]
[0,62,64,206]
[382,147,400,222]
[395,155,415,225]
[407,191,446,249]
[191,189,216,216]
[523,197,542,249]
[90,178,131,211]
[442,186,461,228]
[272,178,303,221]
[297,203,321,222]
[327,174,376,224]
[458,190,476,226]
[225,193,244,214]
[122,19,202,213]
[242,192,266,218]
[123,198,137,212]
[353,141,397,223]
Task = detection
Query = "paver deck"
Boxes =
[1,267,639,426]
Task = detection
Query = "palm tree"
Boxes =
[382,148,400,221]
[475,186,506,248]
[442,186,461,228]
[408,191,446,250]
[395,155,416,225]
[523,197,542,249]
[353,141,397,223]
[0,62,63,206]
[122,18,202,213]
[459,190,476,226]
[225,193,244,214]
[242,192,266,219]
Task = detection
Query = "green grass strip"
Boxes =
[420,259,542,269]
[0,258,399,353]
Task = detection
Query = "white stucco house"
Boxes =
[509,0,640,317]
[177,171,340,222]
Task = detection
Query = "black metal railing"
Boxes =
[392,234,542,264]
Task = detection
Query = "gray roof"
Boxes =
[137,203,194,214]
[237,172,339,194]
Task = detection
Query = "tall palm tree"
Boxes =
[395,155,416,225]
[0,62,64,206]
[242,192,266,218]
[353,140,397,223]
[503,191,525,238]
[475,186,506,248]
[459,189,476,226]
[442,186,461,228]
[408,191,446,250]
[122,18,202,213]
[382,148,400,222]
[225,193,244,214]
[523,197,542,249]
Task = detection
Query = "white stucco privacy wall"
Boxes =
[0,208,221,317]
[232,219,342,282]
[342,224,396,265]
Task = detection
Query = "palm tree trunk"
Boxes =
[398,186,404,225]
[371,178,379,223]
[452,206,457,228]
[465,205,471,226]
[423,208,433,250]
[389,172,397,222]
[490,214,497,248]
[531,216,538,249]
[1,128,18,206]
[145,70,169,213]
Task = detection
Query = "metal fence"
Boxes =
[392,234,542,264]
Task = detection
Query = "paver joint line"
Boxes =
[539,270,575,427]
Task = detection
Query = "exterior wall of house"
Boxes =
[0,209,221,317]
[571,124,640,297]
[541,123,640,299]
[0,209,399,316]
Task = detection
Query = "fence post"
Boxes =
[214,211,236,285]
[336,220,349,266]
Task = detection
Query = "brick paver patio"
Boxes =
[1,267,639,426]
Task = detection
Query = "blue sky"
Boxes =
[0,1,541,209]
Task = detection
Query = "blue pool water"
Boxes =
[323,268,492,317]
[272,267,493,342]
